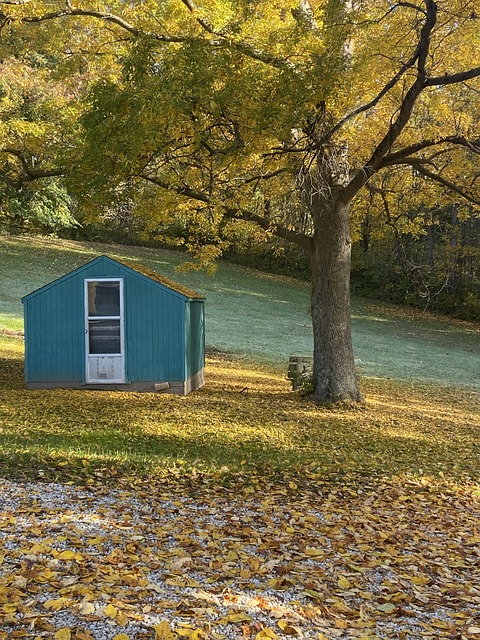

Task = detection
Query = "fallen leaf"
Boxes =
[256,630,279,639]
[44,598,70,611]
[105,603,118,620]
[278,619,303,635]
[154,621,175,639]
[74,632,95,640]
[78,602,95,616]
[56,550,83,561]
[226,612,252,623]
[337,576,351,589]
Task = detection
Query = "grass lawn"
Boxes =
[0,234,479,484]
[1,236,480,639]
[1,235,479,389]
[1,331,479,487]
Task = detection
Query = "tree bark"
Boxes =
[304,147,363,404]
[309,197,362,403]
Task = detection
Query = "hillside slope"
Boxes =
[1,235,479,389]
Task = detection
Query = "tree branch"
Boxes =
[140,173,313,252]
[176,0,296,70]
[342,0,438,201]
[229,208,314,253]
[177,0,215,35]
[7,0,298,71]
[380,136,480,166]
[11,7,187,42]
[426,67,480,86]
[1,148,65,178]
[396,159,480,206]
[312,3,431,148]
[140,174,210,203]
[395,2,427,15]
[243,167,292,185]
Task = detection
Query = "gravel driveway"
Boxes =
[1,477,480,639]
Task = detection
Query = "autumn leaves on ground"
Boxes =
[1,330,480,640]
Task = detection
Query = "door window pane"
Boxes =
[88,320,121,354]
[88,282,120,316]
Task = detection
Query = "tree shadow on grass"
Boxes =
[1,369,479,485]
[1,343,478,484]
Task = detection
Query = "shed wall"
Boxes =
[24,277,84,382]
[185,300,205,381]
[124,273,186,382]
[24,258,189,385]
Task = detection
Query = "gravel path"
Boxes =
[1,478,480,639]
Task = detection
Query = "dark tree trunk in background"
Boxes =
[426,211,435,275]
[361,210,371,253]
[448,204,459,290]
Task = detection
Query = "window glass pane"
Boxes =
[88,282,120,316]
[88,320,121,354]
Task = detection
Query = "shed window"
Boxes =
[88,319,121,354]
[85,279,123,357]
[88,281,120,316]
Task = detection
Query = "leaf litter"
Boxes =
[1,474,480,640]
[1,341,480,639]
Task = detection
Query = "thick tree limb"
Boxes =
[1,148,65,178]
[426,67,480,87]
[342,0,438,201]
[395,2,427,14]
[228,208,314,253]
[380,136,480,166]
[141,173,313,252]
[141,174,210,203]
[311,3,431,148]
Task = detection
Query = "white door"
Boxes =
[85,279,125,384]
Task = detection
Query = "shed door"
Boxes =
[85,279,125,384]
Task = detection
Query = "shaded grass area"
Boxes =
[1,335,479,488]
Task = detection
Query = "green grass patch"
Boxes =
[1,334,479,488]
[1,234,479,491]
[2,234,479,389]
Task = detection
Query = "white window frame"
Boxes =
[84,278,125,382]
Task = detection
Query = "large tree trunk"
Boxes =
[310,197,362,403]
[304,145,363,404]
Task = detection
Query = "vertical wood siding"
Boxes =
[23,257,203,385]
[24,275,84,382]
[185,300,205,380]
[124,273,185,381]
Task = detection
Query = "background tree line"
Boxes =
[1,4,478,322]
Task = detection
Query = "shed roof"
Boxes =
[22,255,205,302]
[118,259,204,300]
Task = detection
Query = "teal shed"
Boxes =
[21,256,205,394]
